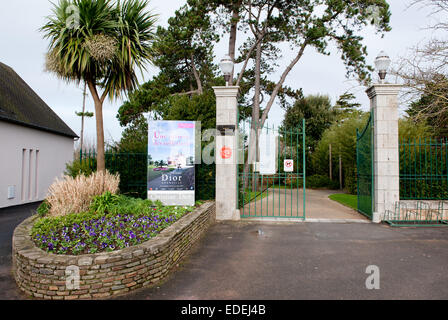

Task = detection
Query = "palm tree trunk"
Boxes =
[87,80,106,173]
[94,99,106,173]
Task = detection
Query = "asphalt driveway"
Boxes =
[1,203,447,300]
[0,203,38,300]
[116,221,448,300]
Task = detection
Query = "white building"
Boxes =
[167,152,187,168]
[0,62,77,209]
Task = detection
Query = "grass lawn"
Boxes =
[270,184,303,189]
[328,193,357,210]
[241,189,269,204]
[148,167,175,180]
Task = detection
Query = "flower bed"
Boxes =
[32,194,194,255]
[13,201,216,299]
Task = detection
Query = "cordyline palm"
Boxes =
[41,0,156,172]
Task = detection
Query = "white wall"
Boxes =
[0,121,74,208]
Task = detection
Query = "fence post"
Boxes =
[366,84,402,222]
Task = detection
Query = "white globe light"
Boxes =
[374,50,391,81]
[219,55,234,76]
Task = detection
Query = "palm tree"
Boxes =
[41,0,157,172]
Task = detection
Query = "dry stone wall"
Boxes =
[12,202,215,299]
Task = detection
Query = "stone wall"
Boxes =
[12,202,215,299]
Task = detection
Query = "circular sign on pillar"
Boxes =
[220,146,232,160]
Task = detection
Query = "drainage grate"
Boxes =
[385,220,448,227]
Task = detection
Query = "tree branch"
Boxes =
[190,53,203,94]
[260,40,308,127]
[171,90,201,97]
[235,34,265,87]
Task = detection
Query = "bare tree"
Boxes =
[393,0,448,123]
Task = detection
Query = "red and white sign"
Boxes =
[284,159,294,172]
[220,146,232,160]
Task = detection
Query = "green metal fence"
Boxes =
[238,119,306,219]
[79,150,215,200]
[400,138,448,200]
[80,150,148,198]
[356,113,374,219]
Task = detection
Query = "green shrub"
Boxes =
[344,167,357,194]
[196,164,215,201]
[65,159,94,178]
[306,174,340,189]
[89,191,122,214]
[37,200,51,217]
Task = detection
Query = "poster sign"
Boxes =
[284,159,294,172]
[259,132,277,175]
[148,120,196,206]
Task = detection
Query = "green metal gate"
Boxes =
[356,113,374,219]
[238,119,306,219]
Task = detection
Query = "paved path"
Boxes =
[0,203,38,300]
[118,221,448,300]
[242,188,366,221]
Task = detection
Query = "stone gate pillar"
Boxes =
[213,86,240,221]
[366,84,402,222]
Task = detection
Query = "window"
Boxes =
[21,149,26,201]
[35,150,39,199]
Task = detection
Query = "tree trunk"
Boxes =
[228,1,242,85]
[191,54,203,94]
[94,99,106,173]
[87,80,106,173]
[243,39,262,190]
[259,41,308,128]
[329,144,332,180]
[339,154,343,190]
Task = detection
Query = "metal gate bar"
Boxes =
[356,113,374,219]
[238,119,305,219]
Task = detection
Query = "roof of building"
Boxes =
[0,62,78,138]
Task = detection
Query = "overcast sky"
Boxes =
[0,0,442,146]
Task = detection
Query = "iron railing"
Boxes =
[400,138,448,200]
[383,200,448,227]
[356,113,374,219]
[80,150,147,198]
[79,150,215,200]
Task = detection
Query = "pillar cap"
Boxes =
[213,86,240,97]
[366,83,403,99]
